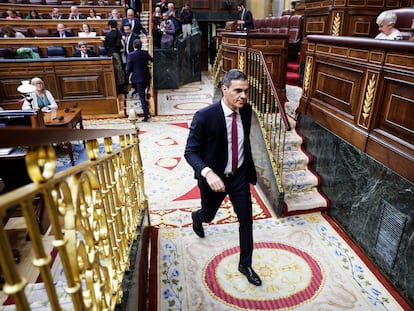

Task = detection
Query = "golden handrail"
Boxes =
[246,49,290,190]
[0,125,148,310]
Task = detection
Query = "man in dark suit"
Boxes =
[237,2,254,30]
[73,41,96,58]
[53,23,74,38]
[68,6,85,20]
[121,24,139,63]
[184,69,262,286]
[125,39,153,121]
[120,9,148,37]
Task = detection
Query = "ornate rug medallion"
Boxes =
[203,242,324,310]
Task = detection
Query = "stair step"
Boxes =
[287,62,300,73]
[286,71,300,86]
[284,188,329,213]
[282,150,310,171]
[282,169,319,192]
[284,130,303,150]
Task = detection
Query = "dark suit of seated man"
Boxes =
[73,41,96,58]
[53,23,74,38]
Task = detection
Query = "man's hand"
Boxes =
[205,171,225,192]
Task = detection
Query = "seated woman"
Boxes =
[26,9,43,20]
[22,77,58,112]
[78,23,97,37]
[1,25,25,38]
[87,8,101,20]
[375,10,403,40]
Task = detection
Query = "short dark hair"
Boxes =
[108,19,117,28]
[238,2,245,7]
[133,38,142,49]
[222,69,247,87]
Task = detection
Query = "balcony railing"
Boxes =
[0,125,148,310]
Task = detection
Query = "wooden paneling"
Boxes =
[300,35,414,182]
[221,31,289,100]
[0,58,118,115]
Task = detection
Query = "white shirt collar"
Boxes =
[221,99,238,117]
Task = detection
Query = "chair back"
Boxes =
[98,46,107,56]
[46,46,66,58]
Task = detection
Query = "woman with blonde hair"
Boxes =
[22,77,58,111]
[78,23,97,37]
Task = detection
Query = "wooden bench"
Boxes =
[0,37,105,57]
[0,57,118,115]
[0,3,123,18]
[0,19,114,37]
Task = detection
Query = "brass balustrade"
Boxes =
[0,125,148,310]
[246,48,291,191]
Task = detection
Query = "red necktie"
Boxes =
[232,112,238,172]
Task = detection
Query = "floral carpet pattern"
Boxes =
[152,213,406,311]
[2,77,410,310]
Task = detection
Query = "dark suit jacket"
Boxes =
[53,30,74,37]
[73,49,96,57]
[104,29,122,55]
[124,32,139,55]
[184,101,257,184]
[125,49,153,83]
[120,17,148,36]
[241,9,254,29]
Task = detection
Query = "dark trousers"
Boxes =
[194,165,253,267]
[133,81,150,117]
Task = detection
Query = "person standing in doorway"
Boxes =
[125,38,153,121]
[184,69,262,286]
[237,2,254,30]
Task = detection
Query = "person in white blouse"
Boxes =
[78,23,97,37]
[375,10,403,40]
[22,77,58,112]
[87,8,101,20]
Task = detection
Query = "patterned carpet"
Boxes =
[150,213,407,310]
[3,75,410,310]
[84,79,408,310]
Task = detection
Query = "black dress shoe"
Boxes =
[238,265,262,286]
[191,211,205,238]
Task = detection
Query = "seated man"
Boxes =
[73,41,96,58]
[53,23,74,38]
[375,10,403,40]
[50,7,62,20]
[68,6,85,20]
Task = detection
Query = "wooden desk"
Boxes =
[44,108,83,129]
[44,108,83,165]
